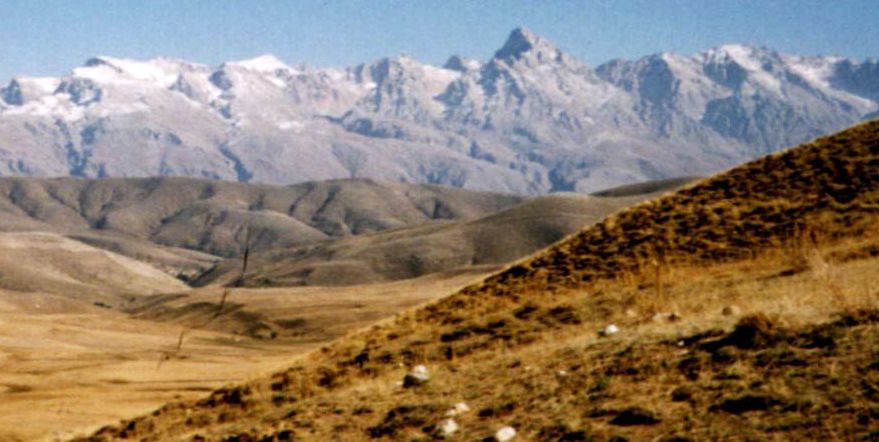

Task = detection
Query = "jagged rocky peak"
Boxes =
[830,58,879,100]
[83,56,112,68]
[354,56,407,85]
[1,79,23,105]
[371,54,425,71]
[1,77,63,107]
[355,54,458,89]
[493,27,569,66]
[443,55,482,72]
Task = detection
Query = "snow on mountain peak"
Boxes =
[709,44,767,70]
[701,44,785,94]
[73,56,182,86]
[785,56,837,88]
[229,54,291,72]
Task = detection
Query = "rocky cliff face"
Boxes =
[1,28,876,194]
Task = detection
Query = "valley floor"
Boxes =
[0,270,489,441]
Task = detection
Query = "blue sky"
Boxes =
[1,0,877,81]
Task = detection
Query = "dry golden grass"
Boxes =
[0,290,301,442]
[74,120,879,441]
[131,267,494,342]
[0,270,489,442]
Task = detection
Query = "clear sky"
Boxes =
[1,0,878,81]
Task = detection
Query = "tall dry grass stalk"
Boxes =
[158,224,253,370]
[653,257,665,306]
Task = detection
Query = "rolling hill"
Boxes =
[196,183,690,287]
[0,177,524,278]
[0,232,187,302]
[72,122,879,440]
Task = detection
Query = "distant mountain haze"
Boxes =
[1,28,876,193]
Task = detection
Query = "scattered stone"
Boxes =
[711,347,738,363]
[624,309,638,318]
[495,426,517,441]
[558,431,590,441]
[652,312,682,323]
[723,314,777,349]
[403,365,430,387]
[671,386,693,402]
[438,419,459,436]
[609,407,660,426]
[712,394,780,414]
[599,324,620,337]
[557,370,568,377]
[445,402,470,417]
[722,305,742,316]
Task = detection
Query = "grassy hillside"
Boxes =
[196,188,688,287]
[74,120,879,441]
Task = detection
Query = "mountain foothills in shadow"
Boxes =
[1,28,877,193]
[0,177,523,278]
[0,173,690,287]
[73,121,879,441]
[197,179,691,287]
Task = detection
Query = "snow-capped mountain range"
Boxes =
[1,28,877,194]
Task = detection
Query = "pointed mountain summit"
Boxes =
[493,27,568,66]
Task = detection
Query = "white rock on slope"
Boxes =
[495,426,517,441]
[438,418,459,436]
